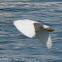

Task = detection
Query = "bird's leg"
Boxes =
[44,28,54,32]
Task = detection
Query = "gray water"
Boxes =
[0,0,62,62]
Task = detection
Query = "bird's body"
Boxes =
[13,19,54,49]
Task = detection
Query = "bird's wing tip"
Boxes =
[46,35,52,49]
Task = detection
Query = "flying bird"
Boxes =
[13,19,54,49]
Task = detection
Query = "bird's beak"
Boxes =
[9,21,13,23]
[45,28,54,32]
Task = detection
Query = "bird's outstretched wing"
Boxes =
[14,20,36,38]
[34,23,52,49]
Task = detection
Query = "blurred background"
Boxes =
[0,0,62,62]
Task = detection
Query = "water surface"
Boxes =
[0,0,62,62]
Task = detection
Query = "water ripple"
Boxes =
[0,1,62,62]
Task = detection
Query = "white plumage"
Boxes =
[13,19,54,49]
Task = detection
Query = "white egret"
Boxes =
[13,19,54,49]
